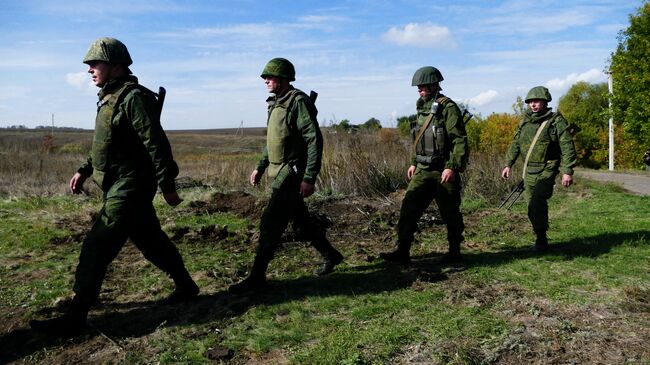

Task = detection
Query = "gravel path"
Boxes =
[576,169,650,196]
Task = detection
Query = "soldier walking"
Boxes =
[501,86,577,251]
[29,38,199,336]
[380,66,469,265]
[229,58,343,293]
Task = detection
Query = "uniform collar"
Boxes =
[98,75,138,99]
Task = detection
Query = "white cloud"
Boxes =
[66,72,91,89]
[466,90,499,107]
[382,23,457,49]
[546,68,606,90]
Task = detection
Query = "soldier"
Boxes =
[229,58,343,293]
[29,38,199,336]
[501,86,577,251]
[380,66,469,265]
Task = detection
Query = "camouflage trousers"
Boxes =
[253,172,339,271]
[73,194,191,301]
[524,168,558,233]
[397,166,465,252]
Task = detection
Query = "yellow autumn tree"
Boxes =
[478,113,520,154]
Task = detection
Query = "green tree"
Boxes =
[361,117,382,131]
[465,113,484,152]
[558,81,609,168]
[332,119,352,132]
[396,114,417,137]
[512,96,525,116]
[609,1,650,168]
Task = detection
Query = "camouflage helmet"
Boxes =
[411,66,444,86]
[525,86,552,103]
[260,58,295,81]
[83,37,133,66]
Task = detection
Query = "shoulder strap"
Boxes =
[412,96,449,152]
[412,113,435,154]
[521,114,555,178]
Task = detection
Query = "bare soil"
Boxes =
[1,191,648,364]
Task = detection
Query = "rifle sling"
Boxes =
[412,113,435,154]
[521,117,552,179]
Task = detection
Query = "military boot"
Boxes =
[29,295,91,337]
[314,250,343,276]
[379,242,412,265]
[534,230,550,252]
[228,255,269,294]
[164,270,200,304]
[439,240,463,265]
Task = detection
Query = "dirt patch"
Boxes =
[439,277,650,364]
[187,191,264,217]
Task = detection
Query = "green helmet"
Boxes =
[525,86,552,103]
[260,58,295,81]
[411,66,444,86]
[83,37,133,66]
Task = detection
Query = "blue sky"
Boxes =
[0,0,641,130]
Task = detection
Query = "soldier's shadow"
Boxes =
[2,230,646,364]
[0,261,441,364]
[455,229,650,269]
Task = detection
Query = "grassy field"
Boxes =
[0,129,648,364]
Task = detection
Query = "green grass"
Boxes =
[1,179,649,364]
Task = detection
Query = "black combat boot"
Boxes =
[164,270,200,304]
[314,250,343,276]
[534,230,550,252]
[228,256,269,294]
[29,295,91,337]
[380,243,412,265]
[228,275,267,294]
[439,240,463,265]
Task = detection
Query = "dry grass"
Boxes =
[0,128,509,203]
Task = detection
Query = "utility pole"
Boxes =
[607,71,614,171]
[51,113,55,136]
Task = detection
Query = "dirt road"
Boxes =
[576,168,650,196]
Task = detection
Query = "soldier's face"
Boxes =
[417,84,436,99]
[528,100,547,113]
[87,61,114,87]
[264,76,287,95]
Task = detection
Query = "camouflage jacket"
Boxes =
[411,95,469,171]
[79,76,178,196]
[256,86,323,185]
[505,108,577,176]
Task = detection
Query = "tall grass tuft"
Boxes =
[318,130,410,197]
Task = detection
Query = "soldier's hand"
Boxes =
[69,172,87,194]
[407,165,416,180]
[300,182,315,198]
[561,174,573,188]
[501,167,511,180]
[441,168,455,183]
[163,191,183,206]
[250,170,262,186]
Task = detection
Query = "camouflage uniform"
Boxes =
[30,38,197,337]
[504,86,577,243]
[229,59,342,293]
[382,66,469,264]
[73,74,196,302]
